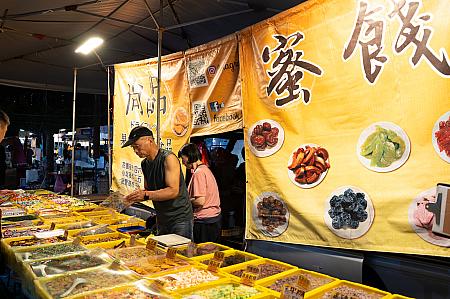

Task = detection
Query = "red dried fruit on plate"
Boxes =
[266,132,278,147]
[263,122,271,131]
[251,134,266,149]
[270,127,279,136]
[253,125,263,135]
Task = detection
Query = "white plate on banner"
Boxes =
[356,121,411,172]
[431,111,450,163]
[324,186,374,239]
[407,187,450,247]
[287,144,329,189]
[252,191,289,237]
[248,119,284,158]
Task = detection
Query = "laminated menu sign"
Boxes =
[297,275,310,291]
[166,247,177,260]
[146,239,158,251]
[207,259,222,272]
[246,264,260,276]
[281,285,305,299]
[213,251,225,261]
[241,272,257,286]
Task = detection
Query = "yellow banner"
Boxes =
[185,34,243,136]
[240,0,450,256]
[112,52,191,195]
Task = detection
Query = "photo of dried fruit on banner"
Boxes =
[287,144,330,188]
[252,192,289,237]
[324,186,374,239]
[172,107,189,137]
[248,119,284,158]
[408,187,450,247]
[357,121,410,172]
[432,111,450,163]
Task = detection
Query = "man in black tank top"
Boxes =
[122,126,193,240]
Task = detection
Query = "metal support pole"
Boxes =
[107,67,112,190]
[156,28,162,147]
[156,0,163,147]
[71,68,77,197]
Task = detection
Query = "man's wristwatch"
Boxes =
[144,191,150,201]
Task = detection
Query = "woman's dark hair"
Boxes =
[178,143,202,164]
[0,109,10,126]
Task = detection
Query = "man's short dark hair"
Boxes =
[178,143,202,164]
[0,110,9,126]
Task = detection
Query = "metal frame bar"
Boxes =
[166,8,254,30]
[70,68,77,197]
[107,67,112,190]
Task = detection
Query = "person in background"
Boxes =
[0,109,9,143]
[123,126,193,240]
[178,143,221,243]
[0,110,9,188]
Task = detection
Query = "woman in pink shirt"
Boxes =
[178,143,221,243]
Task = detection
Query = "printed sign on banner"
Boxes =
[186,34,243,136]
[112,53,191,196]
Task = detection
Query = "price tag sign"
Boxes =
[62,230,69,241]
[50,222,56,230]
[146,238,158,251]
[207,259,223,272]
[280,284,305,299]
[166,247,177,260]
[186,242,197,257]
[213,251,225,261]
[240,272,257,286]
[297,274,310,291]
[150,279,167,291]
[72,236,82,246]
[130,235,136,246]
[109,259,121,271]
[246,264,260,276]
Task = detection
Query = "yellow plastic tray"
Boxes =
[385,295,415,299]
[42,216,87,224]
[67,279,174,299]
[144,264,229,293]
[2,234,72,250]
[257,268,337,297]
[223,258,297,282]
[80,231,130,245]
[15,241,88,263]
[78,208,115,217]
[2,224,51,239]
[175,277,270,299]
[1,219,45,229]
[305,280,391,299]
[55,220,98,231]
[68,225,114,237]
[85,238,145,249]
[105,245,166,261]
[123,254,194,278]
[177,242,232,259]
[23,251,113,281]
[197,249,262,269]
[34,265,140,299]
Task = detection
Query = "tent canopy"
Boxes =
[0,0,304,94]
